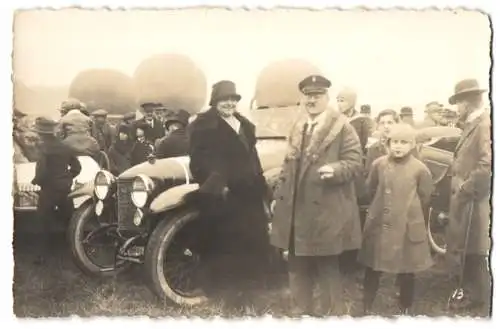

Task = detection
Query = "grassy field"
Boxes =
[13,232,490,319]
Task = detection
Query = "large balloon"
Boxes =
[253,59,322,109]
[68,69,136,115]
[133,54,207,115]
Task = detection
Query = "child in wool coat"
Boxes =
[358,123,434,315]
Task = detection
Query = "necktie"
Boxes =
[307,122,317,135]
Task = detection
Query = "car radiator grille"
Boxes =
[116,178,142,231]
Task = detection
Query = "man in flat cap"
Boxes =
[415,101,445,129]
[133,102,165,144]
[91,109,115,151]
[188,80,272,301]
[155,109,190,159]
[270,74,362,316]
[122,112,136,126]
[445,79,491,312]
[399,106,415,126]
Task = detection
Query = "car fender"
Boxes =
[149,183,200,214]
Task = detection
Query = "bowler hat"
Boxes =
[209,80,241,106]
[165,109,190,128]
[32,116,58,134]
[360,104,371,114]
[298,75,331,95]
[400,106,413,116]
[141,102,161,113]
[448,79,487,105]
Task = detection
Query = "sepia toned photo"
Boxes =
[11,7,492,319]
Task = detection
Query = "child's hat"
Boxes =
[388,123,416,142]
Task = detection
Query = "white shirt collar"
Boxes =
[466,108,484,123]
[222,114,241,133]
[306,109,328,127]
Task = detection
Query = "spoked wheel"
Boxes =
[427,207,448,255]
[67,200,130,276]
[145,209,208,306]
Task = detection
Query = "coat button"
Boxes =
[385,189,391,194]
[383,208,390,214]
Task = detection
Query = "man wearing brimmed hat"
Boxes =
[270,74,362,316]
[155,109,190,159]
[122,112,137,126]
[90,109,115,151]
[133,102,165,144]
[57,98,92,139]
[415,101,445,129]
[445,78,491,312]
[399,106,415,126]
[31,116,82,264]
[188,80,272,299]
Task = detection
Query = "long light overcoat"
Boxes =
[358,154,434,273]
[270,108,362,256]
[445,112,491,270]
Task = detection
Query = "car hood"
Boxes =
[119,139,288,181]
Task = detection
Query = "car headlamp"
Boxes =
[131,174,155,208]
[94,170,115,200]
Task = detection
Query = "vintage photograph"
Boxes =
[11,8,492,318]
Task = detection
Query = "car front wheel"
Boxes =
[144,209,209,306]
[67,199,130,277]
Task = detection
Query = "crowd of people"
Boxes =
[183,76,491,317]
[12,75,491,316]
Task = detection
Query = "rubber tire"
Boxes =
[427,207,447,255]
[144,209,209,306]
[67,199,130,277]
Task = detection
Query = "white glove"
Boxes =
[318,165,334,180]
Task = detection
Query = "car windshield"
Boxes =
[248,106,301,139]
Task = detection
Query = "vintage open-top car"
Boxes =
[67,106,295,306]
[14,156,103,213]
[67,103,462,306]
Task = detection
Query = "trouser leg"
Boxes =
[363,267,381,312]
[288,250,314,314]
[36,191,56,251]
[316,255,343,315]
[398,273,415,310]
[465,254,491,306]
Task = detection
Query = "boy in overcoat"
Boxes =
[358,124,434,315]
[270,75,363,316]
[445,79,492,311]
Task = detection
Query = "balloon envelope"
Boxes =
[68,69,136,115]
[133,54,207,115]
[253,59,322,109]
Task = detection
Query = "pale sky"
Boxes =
[13,8,491,119]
